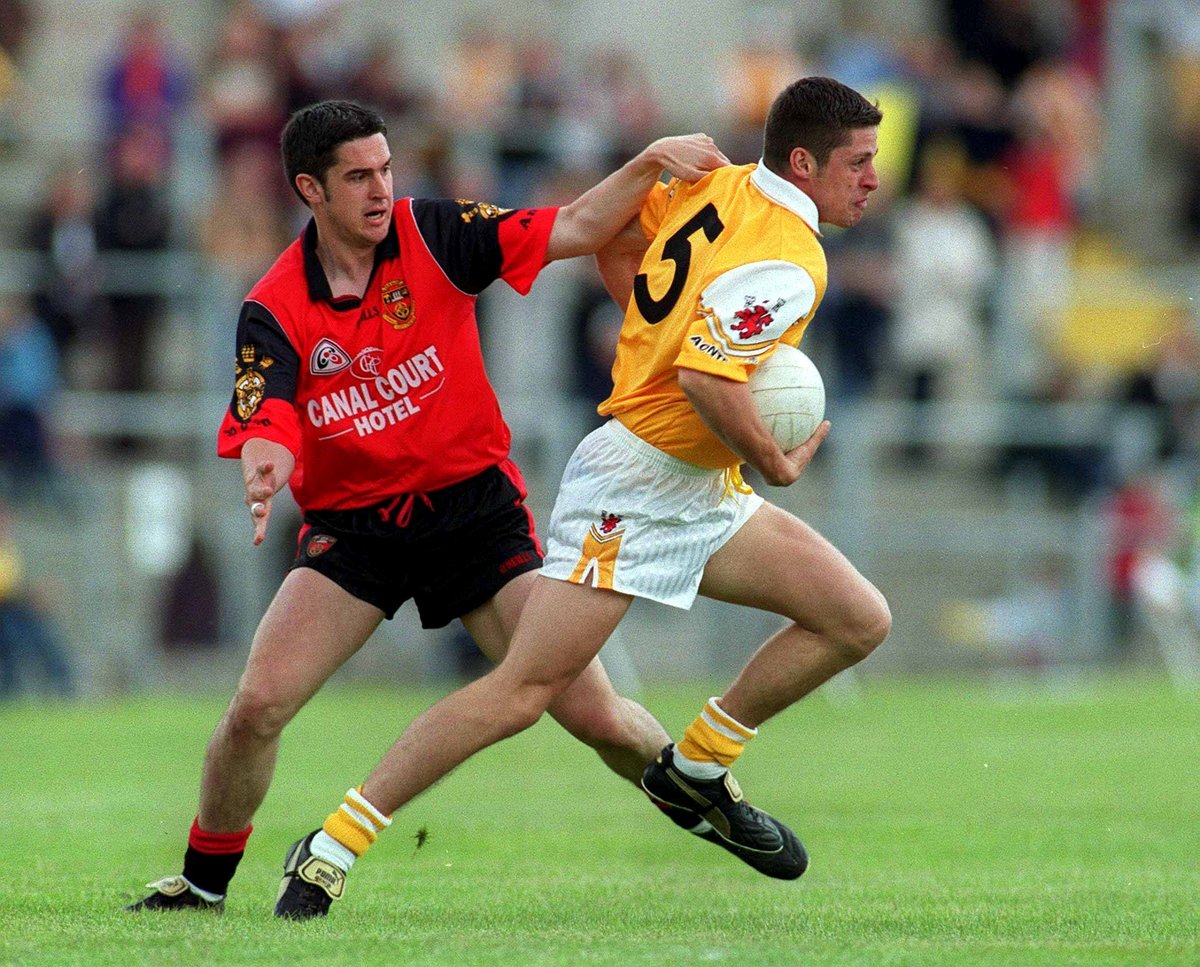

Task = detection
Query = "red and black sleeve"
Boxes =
[411,199,556,296]
[216,300,303,460]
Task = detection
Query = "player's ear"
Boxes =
[789,146,816,181]
[295,172,324,207]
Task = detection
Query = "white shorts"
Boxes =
[541,419,764,609]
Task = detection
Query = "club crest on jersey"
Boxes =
[234,344,273,421]
[311,338,352,375]
[732,297,786,341]
[456,199,511,223]
[382,279,415,330]
[306,534,337,557]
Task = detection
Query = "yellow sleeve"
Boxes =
[638,179,675,239]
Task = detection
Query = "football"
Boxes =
[748,343,825,450]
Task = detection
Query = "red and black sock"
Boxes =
[180,819,252,897]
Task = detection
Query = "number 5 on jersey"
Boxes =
[633,203,725,324]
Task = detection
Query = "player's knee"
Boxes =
[223,686,297,742]
[506,686,551,735]
[840,590,891,663]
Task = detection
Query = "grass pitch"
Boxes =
[0,675,1196,967]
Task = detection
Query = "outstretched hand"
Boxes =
[240,437,295,546]
[652,133,731,183]
[244,460,280,546]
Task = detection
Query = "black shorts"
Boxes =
[291,460,542,628]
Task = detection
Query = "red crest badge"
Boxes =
[382,279,414,330]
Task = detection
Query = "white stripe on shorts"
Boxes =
[540,420,764,609]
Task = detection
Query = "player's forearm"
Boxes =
[547,144,671,262]
[677,368,792,484]
[547,134,729,261]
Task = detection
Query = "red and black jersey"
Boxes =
[217,197,557,511]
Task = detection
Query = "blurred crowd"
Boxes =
[3,0,1200,683]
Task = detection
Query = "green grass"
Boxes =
[0,676,1197,966]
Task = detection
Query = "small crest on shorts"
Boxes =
[306,534,337,557]
[589,511,624,541]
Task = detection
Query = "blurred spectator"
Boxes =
[343,39,439,197]
[932,60,1014,230]
[890,139,996,413]
[440,22,518,130]
[94,123,174,395]
[158,537,221,652]
[1150,0,1200,246]
[100,9,190,148]
[199,142,293,298]
[0,295,60,501]
[1102,470,1182,656]
[0,501,74,698]
[0,0,32,60]
[992,58,1100,401]
[944,0,1059,89]
[564,47,663,170]
[343,38,427,129]
[0,0,30,155]
[815,200,895,402]
[719,8,809,164]
[276,3,353,114]
[494,38,569,205]
[200,0,287,166]
[25,163,106,363]
[1146,314,1200,464]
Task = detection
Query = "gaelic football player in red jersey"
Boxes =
[126,100,730,916]
[286,79,893,916]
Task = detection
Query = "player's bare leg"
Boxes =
[128,569,383,912]
[358,578,632,815]
[640,501,890,879]
[699,502,891,726]
[463,571,669,782]
[199,568,385,831]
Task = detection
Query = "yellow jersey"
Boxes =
[599,162,828,469]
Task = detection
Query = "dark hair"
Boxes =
[762,77,882,173]
[281,100,388,204]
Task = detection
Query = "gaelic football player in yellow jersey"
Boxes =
[286,78,891,911]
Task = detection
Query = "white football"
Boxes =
[748,343,825,451]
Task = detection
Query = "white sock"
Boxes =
[671,746,728,781]
[310,830,358,872]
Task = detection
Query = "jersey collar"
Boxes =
[750,161,822,236]
[301,216,400,307]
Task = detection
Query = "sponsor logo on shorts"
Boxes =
[307,534,337,557]
[499,551,535,574]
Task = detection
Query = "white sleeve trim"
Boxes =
[698,261,816,359]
